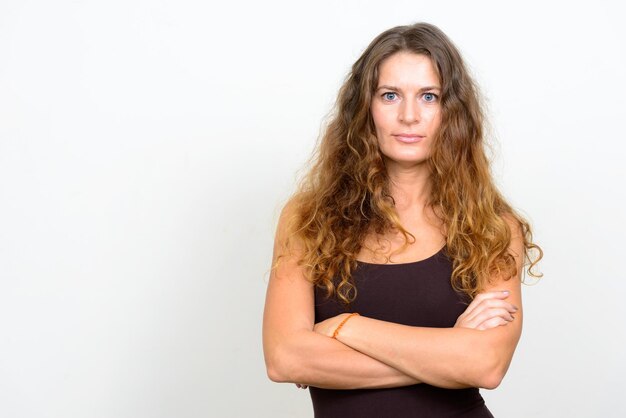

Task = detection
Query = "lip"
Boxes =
[393,134,425,143]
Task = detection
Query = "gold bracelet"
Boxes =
[332,313,360,339]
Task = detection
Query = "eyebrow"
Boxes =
[376,85,441,92]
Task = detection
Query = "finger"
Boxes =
[477,316,510,331]
[466,302,516,324]
[460,291,511,319]
[466,300,517,322]
[465,299,517,324]
[471,307,515,326]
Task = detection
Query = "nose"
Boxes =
[399,99,420,123]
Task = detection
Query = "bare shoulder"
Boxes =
[263,197,314,334]
[481,212,525,306]
[501,212,523,236]
[501,212,524,261]
[273,197,306,263]
[478,213,526,382]
[276,197,300,238]
[262,198,315,380]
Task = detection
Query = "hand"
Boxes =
[454,290,518,331]
[313,313,352,338]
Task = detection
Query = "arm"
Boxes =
[268,330,421,389]
[262,201,421,389]
[314,216,525,390]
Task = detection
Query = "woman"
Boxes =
[262,22,542,417]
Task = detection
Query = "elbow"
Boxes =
[479,369,504,390]
[477,352,509,390]
[264,329,315,383]
[264,347,288,383]
[470,329,517,390]
[264,343,299,383]
[266,363,285,383]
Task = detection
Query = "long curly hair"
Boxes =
[273,22,543,309]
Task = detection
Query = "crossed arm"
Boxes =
[262,207,524,390]
[310,286,522,389]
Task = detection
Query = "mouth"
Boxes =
[393,134,425,143]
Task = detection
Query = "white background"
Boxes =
[1,1,625,417]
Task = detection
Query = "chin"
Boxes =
[384,156,429,167]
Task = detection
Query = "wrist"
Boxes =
[332,312,360,340]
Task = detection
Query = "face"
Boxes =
[370,52,442,170]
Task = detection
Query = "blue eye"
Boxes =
[423,93,438,102]
[382,92,397,101]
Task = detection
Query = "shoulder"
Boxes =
[500,212,524,258]
[501,212,522,237]
[274,196,306,256]
[276,197,300,236]
[278,195,301,222]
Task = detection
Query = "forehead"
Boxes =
[377,52,440,88]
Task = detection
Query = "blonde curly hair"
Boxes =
[273,22,542,309]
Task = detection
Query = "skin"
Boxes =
[263,51,522,391]
[372,51,442,175]
[358,51,445,264]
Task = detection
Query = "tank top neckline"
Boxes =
[355,245,447,267]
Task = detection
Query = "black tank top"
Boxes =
[309,246,495,418]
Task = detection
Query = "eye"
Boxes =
[423,92,439,102]
[381,92,398,101]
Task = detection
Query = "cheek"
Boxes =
[428,109,442,131]
[371,107,391,133]
[370,108,382,131]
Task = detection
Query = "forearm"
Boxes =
[336,316,497,389]
[270,330,422,389]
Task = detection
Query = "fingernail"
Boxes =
[502,291,510,295]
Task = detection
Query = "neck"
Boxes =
[385,160,432,212]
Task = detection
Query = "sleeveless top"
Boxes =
[309,246,495,418]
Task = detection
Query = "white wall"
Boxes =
[1,0,624,417]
